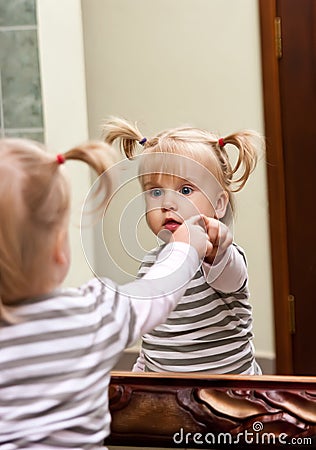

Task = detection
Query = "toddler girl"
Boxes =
[0,138,209,449]
[103,117,263,375]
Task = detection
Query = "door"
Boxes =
[260,0,316,375]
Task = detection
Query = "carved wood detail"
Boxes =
[105,372,316,449]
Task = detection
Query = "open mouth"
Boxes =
[163,218,182,232]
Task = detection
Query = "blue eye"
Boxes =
[150,188,163,197]
[180,186,193,195]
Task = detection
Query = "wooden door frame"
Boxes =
[259,0,292,374]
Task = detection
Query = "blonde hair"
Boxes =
[0,138,115,308]
[102,117,263,216]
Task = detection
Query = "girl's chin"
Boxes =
[157,228,174,243]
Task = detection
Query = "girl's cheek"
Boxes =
[179,198,201,217]
[145,211,157,232]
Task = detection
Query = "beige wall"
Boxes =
[37,0,94,287]
[37,0,275,358]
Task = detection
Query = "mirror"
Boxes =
[0,0,289,375]
[80,0,275,375]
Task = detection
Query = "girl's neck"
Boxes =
[2,279,62,303]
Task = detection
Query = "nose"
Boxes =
[161,190,178,211]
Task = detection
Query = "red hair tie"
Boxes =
[56,154,65,165]
[218,138,225,148]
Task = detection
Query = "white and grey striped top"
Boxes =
[0,243,200,449]
[135,243,259,374]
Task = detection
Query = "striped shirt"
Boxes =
[0,243,199,449]
[134,243,259,374]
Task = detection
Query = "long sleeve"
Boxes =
[119,242,199,341]
[132,349,146,372]
[202,243,248,293]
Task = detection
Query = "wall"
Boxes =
[36,0,94,287]
[0,0,93,287]
[81,0,275,360]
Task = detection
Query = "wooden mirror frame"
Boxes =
[105,372,316,448]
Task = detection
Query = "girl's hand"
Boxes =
[172,215,212,260]
[201,215,233,263]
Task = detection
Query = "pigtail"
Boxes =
[221,130,262,192]
[24,141,117,223]
[60,141,118,213]
[62,141,117,176]
[101,117,144,159]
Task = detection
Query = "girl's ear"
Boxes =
[215,191,229,219]
[53,228,69,266]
